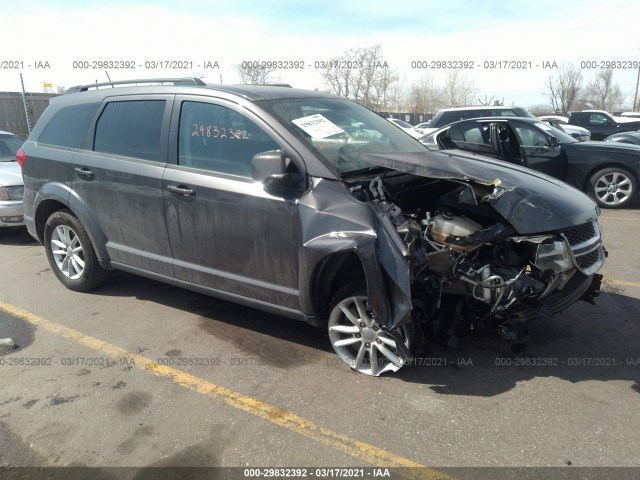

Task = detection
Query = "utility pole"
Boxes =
[634,63,640,111]
[19,73,32,135]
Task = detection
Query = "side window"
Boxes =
[589,113,608,125]
[446,122,495,155]
[94,100,165,161]
[38,103,100,148]
[513,123,548,147]
[178,101,280,177]
[492,109,516,117]
[437,111,462,126]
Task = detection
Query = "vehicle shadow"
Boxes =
[0,227,37,245]
[92,271,333,355]
[90,272,640,396]
[396,287,640,396]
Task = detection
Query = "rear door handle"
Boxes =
[74,167,94,179]
[167,185,196,196]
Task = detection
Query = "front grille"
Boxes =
[562,222,595,246]
[561,221,604,275]
[576,249,601,270]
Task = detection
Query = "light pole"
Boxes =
[634,63,640,111]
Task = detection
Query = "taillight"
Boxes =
[16,148,26,169]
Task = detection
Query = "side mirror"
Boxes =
[548,137,560,148]
[251,150,286,182]
[251,150,303,191]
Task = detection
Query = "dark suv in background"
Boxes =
[19,79,605,376]
[569,110,640,141]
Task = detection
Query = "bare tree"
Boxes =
[321,45,397,109]
[582,69,624,112]
[408,74,441,113]
[440,71,476,107]
[383,74,409,114]
[235,61,278,84]
[477,94,505,107]
[545,63,583,113]
[528,104,554,116]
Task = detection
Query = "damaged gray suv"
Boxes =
[20,78,605,376]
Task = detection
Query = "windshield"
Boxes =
[533,121,578,144]
[260,98,427,174]
[0,134,24,162]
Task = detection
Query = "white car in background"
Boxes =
[538,116,591,142]
[387,118,422,138]
[413,121,433,136]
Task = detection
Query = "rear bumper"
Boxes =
[0,201,24,227]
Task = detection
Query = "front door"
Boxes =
[509,121,567,181]
[162,97,302,310]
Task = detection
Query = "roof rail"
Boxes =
[65,78,206,94]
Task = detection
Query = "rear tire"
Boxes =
[44,210,109,291]
[588,167,637,208]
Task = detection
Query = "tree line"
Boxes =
[235,45,634,115]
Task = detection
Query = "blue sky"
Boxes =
[1,0,639,109]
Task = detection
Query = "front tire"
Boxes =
[44,210,109,291]
[328,289,412,376]
[588,167,637,208]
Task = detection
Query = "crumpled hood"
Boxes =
[361,150,600,234]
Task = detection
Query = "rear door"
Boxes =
[162,96,302,310]
[72,95,174,276]
[442,121,499,157]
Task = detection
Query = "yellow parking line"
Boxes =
[603,278,640,288]
[599,216,639,221]
[0,300,453,480]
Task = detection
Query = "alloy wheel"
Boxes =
[328,295,411,376]
[50,225,85,279]
[594,171,633,206]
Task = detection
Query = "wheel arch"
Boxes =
[33,184,110,261]
[311,251,368,322]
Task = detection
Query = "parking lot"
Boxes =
[0,207,639,478]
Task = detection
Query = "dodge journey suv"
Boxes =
[19,78,605,376]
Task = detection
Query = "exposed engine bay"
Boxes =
[348,172,605,353]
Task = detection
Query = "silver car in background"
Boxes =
[0,131,25,227]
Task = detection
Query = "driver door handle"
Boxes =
[167,185,196,196]
[74,167,94,179]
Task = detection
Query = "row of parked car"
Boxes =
[391,107,640,143]
[387,106,640,208]
[0,78,623,377]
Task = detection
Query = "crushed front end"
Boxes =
[339,155,605,374]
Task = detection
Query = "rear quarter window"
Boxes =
[37,103,100,148]
[94,100,166,161]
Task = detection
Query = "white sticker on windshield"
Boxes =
[292,114,344,139]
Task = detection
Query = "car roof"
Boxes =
[436,105,526,112]
[57,79,338,105]
[444,116,542,125]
